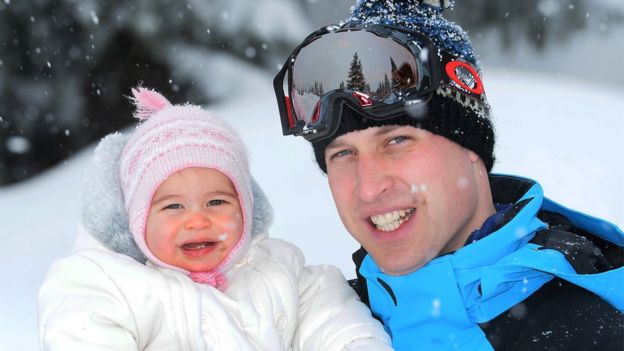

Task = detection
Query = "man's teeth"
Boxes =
[370,208,415,232]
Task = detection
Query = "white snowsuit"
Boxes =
[37,132,392,351]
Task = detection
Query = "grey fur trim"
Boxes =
[80,131,273,263]
[81,132,146,262]
[250,177,274,237]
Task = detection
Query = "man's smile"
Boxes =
[370,208,416,232]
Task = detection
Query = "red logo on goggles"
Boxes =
[445,61,484,95]
[352,91,373,107]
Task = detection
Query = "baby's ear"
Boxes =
[250,177,274,237]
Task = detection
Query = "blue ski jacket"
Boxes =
[358,174,623,350]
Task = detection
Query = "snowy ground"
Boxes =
[1,68,622,350]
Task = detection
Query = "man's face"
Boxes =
[325,125,487,275]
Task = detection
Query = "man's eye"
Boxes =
[328,149,354,160]
[208,199,226,206]
[387,135,411,145]
[163,203,183,210]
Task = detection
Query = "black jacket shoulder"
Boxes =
[481,210,624,350]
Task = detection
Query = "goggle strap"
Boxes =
[284,96,295,130]
[273,61,296,135]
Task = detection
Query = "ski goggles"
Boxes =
[274,23,486,143]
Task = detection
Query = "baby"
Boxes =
[38,87,391,350]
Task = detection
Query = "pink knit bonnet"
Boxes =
[119,87,253,291]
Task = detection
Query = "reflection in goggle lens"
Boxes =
[290,30,424,125]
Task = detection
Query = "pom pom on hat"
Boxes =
[130,87,173,120]
[421,0,453,10]
[350,0,479,69]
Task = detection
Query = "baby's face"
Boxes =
[145,167,243,272]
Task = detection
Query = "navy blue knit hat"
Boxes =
[312,0,495,172]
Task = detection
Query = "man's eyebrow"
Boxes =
[326,125,404,149]
[326,138,347,149]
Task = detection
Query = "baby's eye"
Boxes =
[207,199,226,206]
[163,203,183,210]
[387,135,411,145]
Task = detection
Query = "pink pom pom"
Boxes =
[130,87,172,120]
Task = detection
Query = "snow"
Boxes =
[185,0,311,44]
[474,23,624,88]
[1,66,622,349]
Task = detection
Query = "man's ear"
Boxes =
[468,150,480,163]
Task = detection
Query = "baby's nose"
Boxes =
[184,211,211,230]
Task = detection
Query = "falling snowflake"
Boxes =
[90,11,99,25]
[457,176,469,189]
[430,298,442,317]
[6,136,31,154]
[411,184,419,193]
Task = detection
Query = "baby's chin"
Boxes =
[179,253,227,273]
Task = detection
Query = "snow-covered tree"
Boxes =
[346,52,368,93]
[448,0,623,51]
[0,0,311,185]
[1,0,622,185]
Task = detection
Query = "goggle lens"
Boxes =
[288,29,432,128]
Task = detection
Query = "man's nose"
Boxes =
[354,153,392,203]
[184,211,211,230]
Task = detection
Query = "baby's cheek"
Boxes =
[228,221,243,241]
[222,208,244,240]
[225,220,241,230]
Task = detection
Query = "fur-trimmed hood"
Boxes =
[79,132,274,264]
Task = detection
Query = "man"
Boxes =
[273,0,623,350]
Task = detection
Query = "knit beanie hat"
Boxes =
[312,0,495,172]
[119,87,253,291]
